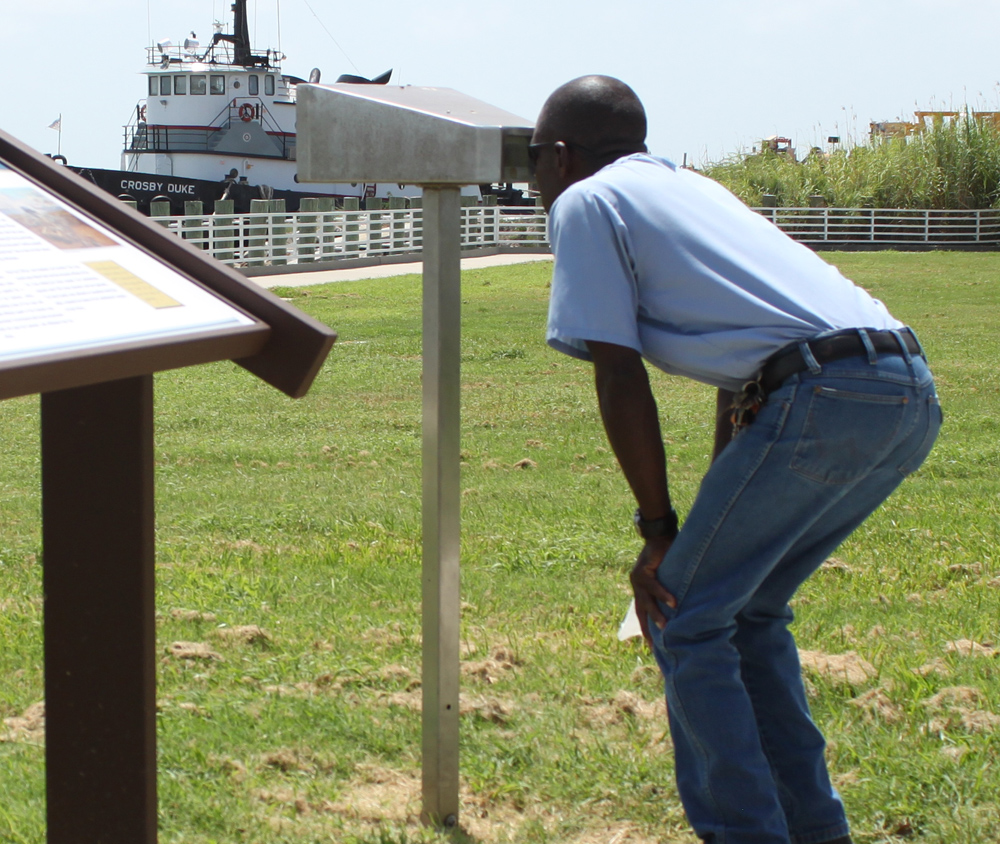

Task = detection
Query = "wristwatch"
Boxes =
[634,507,679,540]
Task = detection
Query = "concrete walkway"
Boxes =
[250,252,553,288]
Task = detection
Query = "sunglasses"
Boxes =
[527,141,635,171]
[527,142,557,168]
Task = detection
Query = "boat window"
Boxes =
[160,76,172,96]
[265,75,275,96]
[191,75,207,95]
[148,76,158,96]
[210,75,225,95]
[248,75,259,96]
[174,75,187,95]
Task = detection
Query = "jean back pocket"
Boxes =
[790,385,908,485]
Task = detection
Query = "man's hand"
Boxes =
[629,535,678,644]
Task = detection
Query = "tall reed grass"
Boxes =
[703,117,1000,209]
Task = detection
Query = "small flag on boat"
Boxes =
[48,117,62,131]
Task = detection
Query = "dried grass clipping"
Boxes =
[214,625,271,646]
[945,639,997,658]
[167,641,223,661]
[849,688,903,722]
[798,649,876,686]
[1,701,45,743]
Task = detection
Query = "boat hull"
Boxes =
[71,166,356,214]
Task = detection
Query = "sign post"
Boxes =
[41,376,158,842]
[0,128,337,843]
[297,83,532,826]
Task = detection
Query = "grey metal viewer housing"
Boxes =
[296,83,533,185]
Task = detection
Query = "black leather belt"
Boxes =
[759,328,922,394]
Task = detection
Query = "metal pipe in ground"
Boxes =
[420,184,462,829]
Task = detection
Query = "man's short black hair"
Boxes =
[535,75,647,155]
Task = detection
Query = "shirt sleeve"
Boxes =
[545,185,642,362]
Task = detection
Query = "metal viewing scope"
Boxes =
[296,83,533,185]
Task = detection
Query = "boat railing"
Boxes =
[123,98,292,159]
[121,100,147,152]
[144,42,277,70]
[223,99,293,158]
[125,124,222,153]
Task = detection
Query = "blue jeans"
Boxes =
[650,334,941,844]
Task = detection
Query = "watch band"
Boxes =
[634,507,679,540]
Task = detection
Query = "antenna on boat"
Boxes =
[300,0,362,74]
[276,0,281,62]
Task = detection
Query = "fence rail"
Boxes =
[753,206,1000,247]
[148,205,1000,270]
[150,206,549,269]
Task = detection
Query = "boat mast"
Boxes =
[232,0,252,66]
[211,0,269,67]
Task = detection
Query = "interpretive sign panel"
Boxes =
[0,161,257,366]
[0,128,337,399]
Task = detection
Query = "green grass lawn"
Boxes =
[1,251,998,843]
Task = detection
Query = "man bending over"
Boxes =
[532,75,941,844]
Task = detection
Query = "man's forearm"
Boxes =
[588,343,671,520]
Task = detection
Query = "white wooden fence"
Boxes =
[150,206,549,270]
[757,206,1000,247]
[149,205,1000,271]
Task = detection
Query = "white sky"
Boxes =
[4,0,1000,171]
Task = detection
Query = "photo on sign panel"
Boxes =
[0,188,116,250]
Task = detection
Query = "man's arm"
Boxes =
[587,340,671,520]
[586,340,677,640]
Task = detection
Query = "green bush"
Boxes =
[704,117,1000,209]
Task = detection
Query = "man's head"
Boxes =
[531,76,647,211]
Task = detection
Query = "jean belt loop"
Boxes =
[797,340,822,375]
[858,328,878,364]
[888,328,914,366]
[906,326,928,362]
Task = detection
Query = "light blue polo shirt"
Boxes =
[546,154,903,392]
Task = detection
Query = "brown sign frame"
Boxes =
[0,127,336,398]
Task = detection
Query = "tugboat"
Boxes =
[69,0,431,213]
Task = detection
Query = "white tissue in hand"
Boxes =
[617,599,643,640]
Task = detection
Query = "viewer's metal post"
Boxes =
[420,185,462,827]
